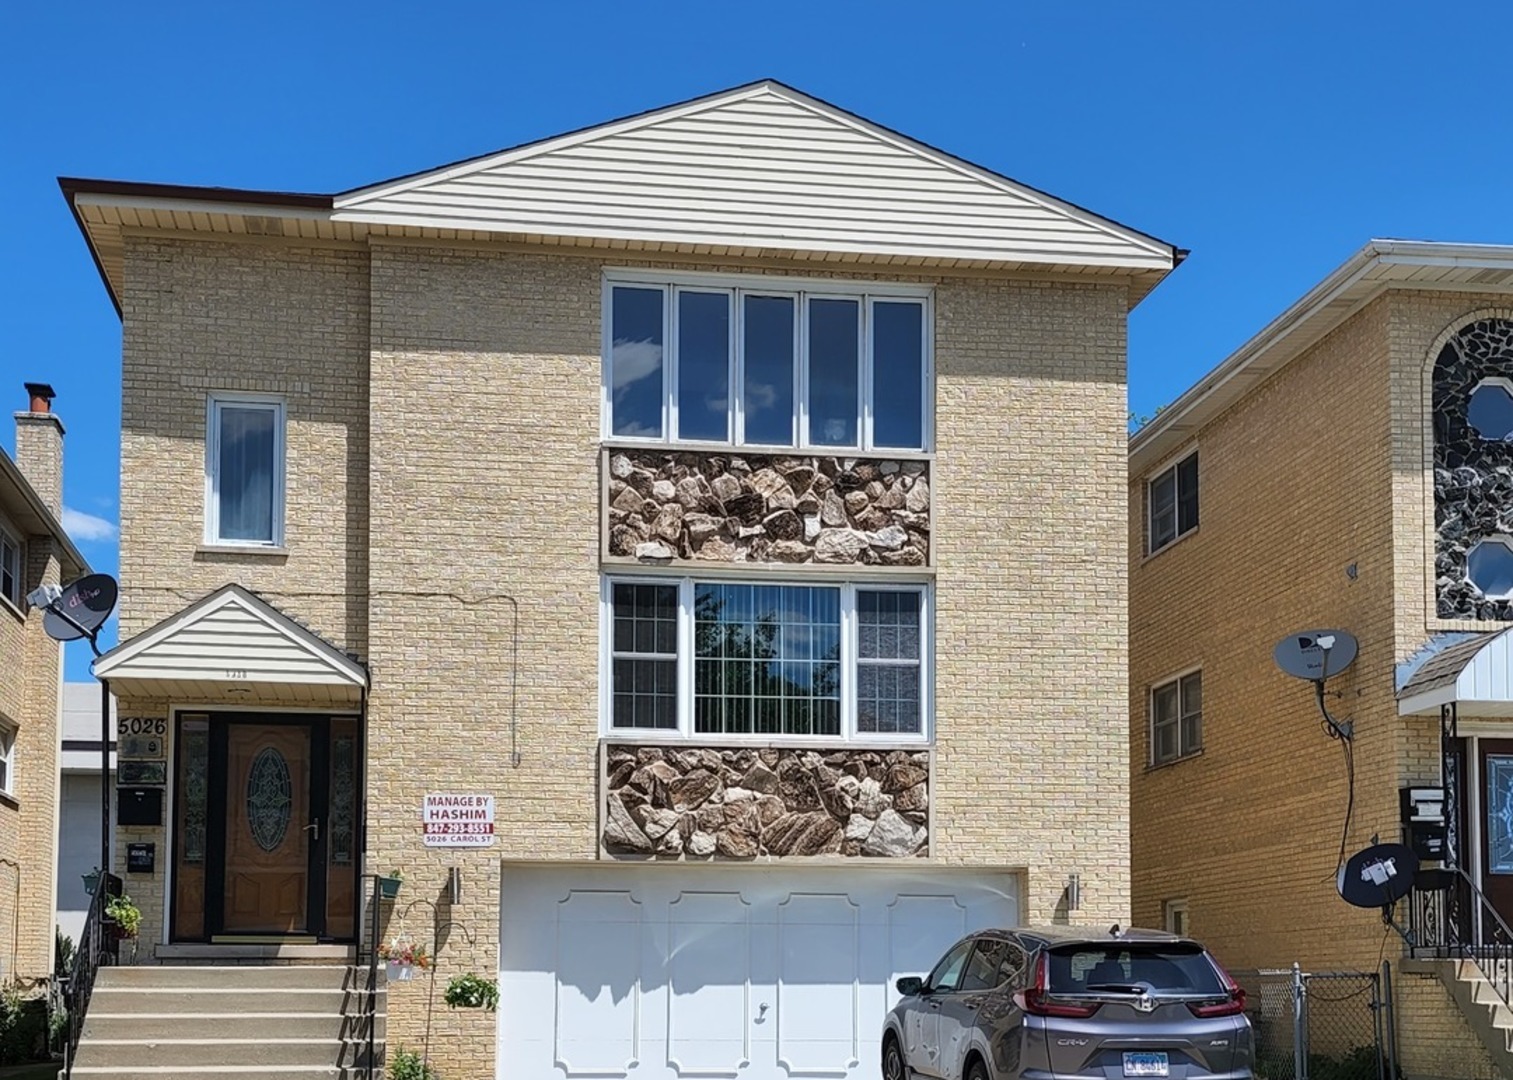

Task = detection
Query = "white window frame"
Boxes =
[602,269,933,453]
[0,719,14,796]
[1163,899,1190,937]
[1468,534,1513,601]
[1468,376,1513,441]
[1150,667,1202,765]
[1146,448,1199,555]
[204,393,286,547]
[599,573,932,744]
[0,524,21,608]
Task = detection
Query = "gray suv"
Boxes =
[881,926,1252,1079]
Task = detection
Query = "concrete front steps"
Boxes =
[72,964,383,1080]
[1410,956,1513,1078]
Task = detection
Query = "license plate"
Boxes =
[1123,1051,1169,1078]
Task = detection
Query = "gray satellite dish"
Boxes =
[1273,629,1358,682]
[41,574,118,643]
[1337,843,1417,909]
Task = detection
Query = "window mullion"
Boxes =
[733,290,746,446]
[797,293,810,448]
[665,287,678,442]
[842,584,856,740]
[862,298,874,451]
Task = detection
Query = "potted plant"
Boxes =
[443,972,499,1012]
[389,1046,436,1079]
[378,937,430,982]
[81,867,100,896]
[104,893,141,940]
[378,869,403,900]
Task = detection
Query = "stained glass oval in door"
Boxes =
[246,746,293,852]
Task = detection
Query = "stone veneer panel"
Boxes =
[605,450,930,565]
[1433,317,1513,619]
[602,744,929,859]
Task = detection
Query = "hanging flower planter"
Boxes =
[82,868,101,896]
[379,937,429,983]
[378,871,403,900]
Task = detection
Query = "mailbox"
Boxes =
[126,843,156,874]
[117,787,163,827]
[1401,786,1448,863]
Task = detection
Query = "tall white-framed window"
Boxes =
[602,575,930,743]
[0,719,15,796]
[1147,449,1199,554]
[0,525,20,607]
[205,394,285,547]
[603,271,932,453]
[1151,669,1202,765]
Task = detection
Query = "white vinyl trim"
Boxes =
[204,393,286,548]
[0,718,15,796]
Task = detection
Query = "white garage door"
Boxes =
[498,863,1020,1079]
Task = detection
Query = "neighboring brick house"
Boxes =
[65,81,1178,1077]
[1129,240,1513,1079]
[0,384,89,983]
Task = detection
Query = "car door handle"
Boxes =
[929,1000,942,1010]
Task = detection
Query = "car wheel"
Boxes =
[882,1035,906,1080]
[965,1057,990,1080]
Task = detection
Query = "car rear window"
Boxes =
[1046,943,1224,995]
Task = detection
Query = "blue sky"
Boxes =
[6,1,1513,677]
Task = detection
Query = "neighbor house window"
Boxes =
[1163,899,1190,937]
[1151,670,1202,764]
[605,578,929,741]
[0,527,19,607]
[1148,451,1199,553]
[605,275,931,451]
[206,395,285,546]
[0,722,14,796]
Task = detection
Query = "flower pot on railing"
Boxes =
[82,869,100,896]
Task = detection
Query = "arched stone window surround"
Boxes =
[1423,309,1513,621]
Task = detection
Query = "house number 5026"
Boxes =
[225,669,248,679]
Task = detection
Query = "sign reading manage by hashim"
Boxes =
[422,793,496,847]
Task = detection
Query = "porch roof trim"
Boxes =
[95,584,368,698]
[1398,628,1513,716]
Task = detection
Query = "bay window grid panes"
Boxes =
[611,582,679,730]
[606,279,927,452]
[211,399,281,545]
[856,590,923,734]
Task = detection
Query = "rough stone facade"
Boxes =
[606,450,930,565]
[1431,316,1513,619]
[602,744,930,858]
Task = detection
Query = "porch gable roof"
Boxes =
[95,584,367,704]
[1398,628,1513,716]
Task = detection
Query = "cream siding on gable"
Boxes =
[334,89,1171,271]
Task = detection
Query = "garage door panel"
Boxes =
[554,890,643,1077]
[500,865,1020,1080]
[667,892,752,1076]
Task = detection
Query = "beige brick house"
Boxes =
[0,383,89,984]
[64,81,1177,1077]
[1129,240,1513,1079]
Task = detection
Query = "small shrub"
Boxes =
[389,1046,437,1080]
[0,984,49,1065]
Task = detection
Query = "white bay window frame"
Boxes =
[600,574,931,744]
[602,269,933,453]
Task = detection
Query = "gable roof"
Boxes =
[1130,239,1513,474]
[62,80,1180,315]
[95,584,367,704]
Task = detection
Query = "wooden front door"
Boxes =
[223,724,314,933]
[1479,739,1513,932]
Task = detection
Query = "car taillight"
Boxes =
[1188,957,1247,1018]
[1014,954,1099,1019]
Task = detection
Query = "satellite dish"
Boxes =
[1337,843,1417,909]
[41,574,118,643]
[1274,629,1358,682]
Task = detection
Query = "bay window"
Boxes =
[605,273,931,452]
[604,577,929,742]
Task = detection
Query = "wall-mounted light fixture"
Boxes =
[448,866,462,906]
[1065,873,1081,912]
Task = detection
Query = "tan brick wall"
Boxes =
[1395,971,1507,1080]
[0,524,63,982]
[1129,295,1401,972]
[119,236,370,650]
[118,233,1132,1077]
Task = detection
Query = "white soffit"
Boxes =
[1130,240,1513,475]
[333,82,1174,273]
[95,584,367,696]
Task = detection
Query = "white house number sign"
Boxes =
[422,794,496,848]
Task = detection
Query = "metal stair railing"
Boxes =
[60,871,121,1080]
[1407,865,1513,1012]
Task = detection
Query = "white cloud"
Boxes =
[611,338,663,393]
[62,506,119,544]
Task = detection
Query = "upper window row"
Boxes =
[605,279,932,452]
[1147,450,1198,554]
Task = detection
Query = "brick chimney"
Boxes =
[15,382,63,518]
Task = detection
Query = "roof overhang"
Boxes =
[1399,628,1513,716]
[95,584,367,707]
[1130,240,1513,475]
[0,448,88,579]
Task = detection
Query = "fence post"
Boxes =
[1381,960,1398,1080]
[1293,962,1307,1080]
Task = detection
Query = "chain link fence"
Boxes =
[1232,965,1395,1080]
